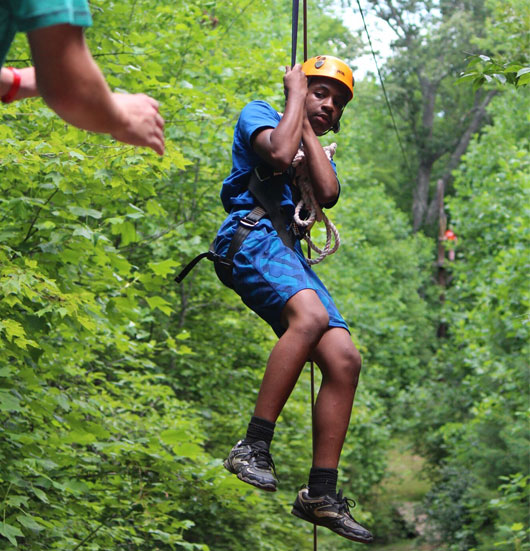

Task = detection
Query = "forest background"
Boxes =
[0,0,528,550]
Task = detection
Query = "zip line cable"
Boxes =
[291,0,300,67]
[303,0,308,62]
[354,0,412,174]
[291,2,317,550]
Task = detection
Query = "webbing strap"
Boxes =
[174,251,214,284]
[174,207,266,286]
[291,0,308,67]
[247,167,296,251]
[225,206,267,261]
[214,205,267,289]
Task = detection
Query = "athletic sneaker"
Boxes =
[291,487,373,543]
[223,440,278,492]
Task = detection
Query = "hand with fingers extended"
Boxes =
[283,63,308,100]
[110,93,165,156]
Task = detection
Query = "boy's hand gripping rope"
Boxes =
[292,143,341,265]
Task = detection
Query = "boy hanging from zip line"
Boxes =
[214,55,373,544]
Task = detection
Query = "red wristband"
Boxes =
[1,67,21,104]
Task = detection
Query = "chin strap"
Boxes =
[291,143,341,265]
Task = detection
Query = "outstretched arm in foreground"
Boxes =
[0,66,38,100]
[26,24,164,155]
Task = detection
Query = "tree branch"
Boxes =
[426,89,500,224]
[19,189,59,246]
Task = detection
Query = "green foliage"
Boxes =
[457,54,530,89]
[456,0,530,89]
[400,89,530,550]
[1,0,527,549]
[1,0,419,549]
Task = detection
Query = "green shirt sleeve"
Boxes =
[11,0,92,32]
[0,0,92,67]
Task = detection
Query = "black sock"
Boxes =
[308,467,338,499]
[242,416,275,448]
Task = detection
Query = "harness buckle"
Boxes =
[254,165,270,182]
[254,165,284,183]
[216,257,233,268]
[240,216,259,228]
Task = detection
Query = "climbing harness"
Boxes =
[174,138,342,284]
[174,166,296,287]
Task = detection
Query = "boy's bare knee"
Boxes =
[337,346,362,387]
[291,306,329,343]
[302,314,329,341]
[283,291,330,342]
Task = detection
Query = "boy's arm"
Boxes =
[301,116,339,207]
[252,64,307,171]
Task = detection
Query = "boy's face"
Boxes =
[305,77,349,136]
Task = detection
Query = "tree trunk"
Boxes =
[425,90,499,225]
[413,161,433,232]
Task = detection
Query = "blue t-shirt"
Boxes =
[216,100,340,254]
[0,0,92,67]
[220,100,339,215]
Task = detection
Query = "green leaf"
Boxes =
[0,390,22,412]
[516,67,530,77]
[0,521,23,545]
[160,428,189,446]
[517,72,530,85]
[68,206,103,219]
[455,73,478,85]
[148,259,179,277]
[16,514,44,532]
[0,366,12,377]
[493,73,507,84]
[145,295,173,315]
[31,487,49,503]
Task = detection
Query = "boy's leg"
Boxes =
[252,288,330,422]
[310,327,361,469]
[291,327,373,544]
[224,289,329,491]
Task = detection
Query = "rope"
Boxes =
[355,0,412,174]
[292,144,341,265]
[291,2,318,549]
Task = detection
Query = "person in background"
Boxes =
[0,0,164,155]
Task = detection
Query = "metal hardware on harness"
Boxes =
[239,216,260,229]
[254,164,283,183]
[174,164,297,287]
[174,205,267,287]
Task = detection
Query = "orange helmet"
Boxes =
[302,55,354,102]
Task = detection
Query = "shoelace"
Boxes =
[251,447,277,477]
[335,490,357,515]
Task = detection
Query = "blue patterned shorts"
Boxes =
[215,211,349,337]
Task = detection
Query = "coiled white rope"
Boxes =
[291,143,341,265]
